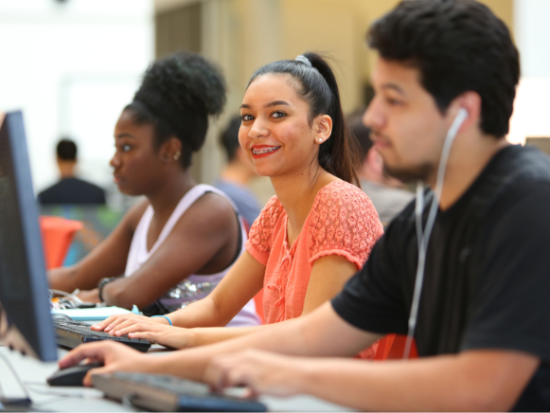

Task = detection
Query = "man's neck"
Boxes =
[58,161,76,179]
[431,134,510,210]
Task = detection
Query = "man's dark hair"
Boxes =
[368,0,520,138]
[220,115,242,162]
[56,139,77,161]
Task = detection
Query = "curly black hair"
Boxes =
[368,0,519,138]
[125,51,226,168]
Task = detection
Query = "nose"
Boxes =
[363,97,385,131]
[110,151,121,169]
[248,117,269,139]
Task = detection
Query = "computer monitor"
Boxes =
[0,111,57,361]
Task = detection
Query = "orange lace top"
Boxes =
[246,180,384,325]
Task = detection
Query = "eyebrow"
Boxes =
[240,100,291,110]
[380,83,406,96]
[115,133,136,139]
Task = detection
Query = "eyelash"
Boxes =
[271,111,286,119]
[386,98,403,106]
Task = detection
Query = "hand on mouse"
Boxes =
[58,341,153,387]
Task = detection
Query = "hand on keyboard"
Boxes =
[119,323,192,349]
[205,348,305,398]
[92,313,166,334]
[58,340,153,387]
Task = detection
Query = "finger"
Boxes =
[109,318,144,335]
[128,331,160,343]
[113,322,157,336]
[205,356,242,392]
[104,315,132,332]
[58,342,110,369]
[83,365,112,387]
[92,315,121,331]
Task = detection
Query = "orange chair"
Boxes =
[39,216,83,270]
[375,334,418,360]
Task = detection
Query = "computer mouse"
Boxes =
[51,313,72,321]
[47,362,104,387]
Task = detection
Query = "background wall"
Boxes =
[508,0,550,146]
[155,0,515,205]
[2,0,546,209]
[0,0,153,206]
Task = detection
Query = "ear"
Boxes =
[159,137,182,164]
[451,91,481,133]
[313,114,332,144]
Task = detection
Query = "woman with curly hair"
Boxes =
[48,52,260,326]
[89,53,384,359]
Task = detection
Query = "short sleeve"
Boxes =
[331,226,410,335]
[308,181,384,269]
[245,196,285,266]
[461,182,550,362]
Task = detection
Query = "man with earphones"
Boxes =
[59,0,550,410]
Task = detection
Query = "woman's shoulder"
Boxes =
[309,179,382,239]
[314,180,375,211]
[307,180,384,267]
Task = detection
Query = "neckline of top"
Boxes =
[281,179,345,252]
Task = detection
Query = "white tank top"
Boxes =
[124,184,260,327]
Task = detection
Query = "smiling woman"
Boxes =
[48,51,260,326]
[90,53,384,359]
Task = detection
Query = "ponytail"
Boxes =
[247,52,360,186]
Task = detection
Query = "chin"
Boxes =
[383,163,433,184]
[116,183,142,197]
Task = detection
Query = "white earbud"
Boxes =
[403,106,468,360]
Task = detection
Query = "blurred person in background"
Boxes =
[348,112,413,225]
[48,51,259,327]
[38,138,106,205]
[214,115,261,227]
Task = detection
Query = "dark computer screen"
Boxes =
[0,111,57,361]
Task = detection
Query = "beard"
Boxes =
[382,162,434,184]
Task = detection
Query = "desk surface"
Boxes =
[0,345,350,412]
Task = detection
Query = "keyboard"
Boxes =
[53,319,151,352]
[92,372,267,412]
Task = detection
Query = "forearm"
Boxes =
[146,318,310,382]
[48,266,79,292]
[167,297,231,328]
[293,352,535,412]
[190,324,280,348]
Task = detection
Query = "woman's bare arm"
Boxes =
[103,254,357,349]
[100,193,247,310]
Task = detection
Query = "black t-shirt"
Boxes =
[38,177,106,205]
[332,145,550,411]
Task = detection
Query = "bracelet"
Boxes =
[152,315,172,326]
[97,277,117,303]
